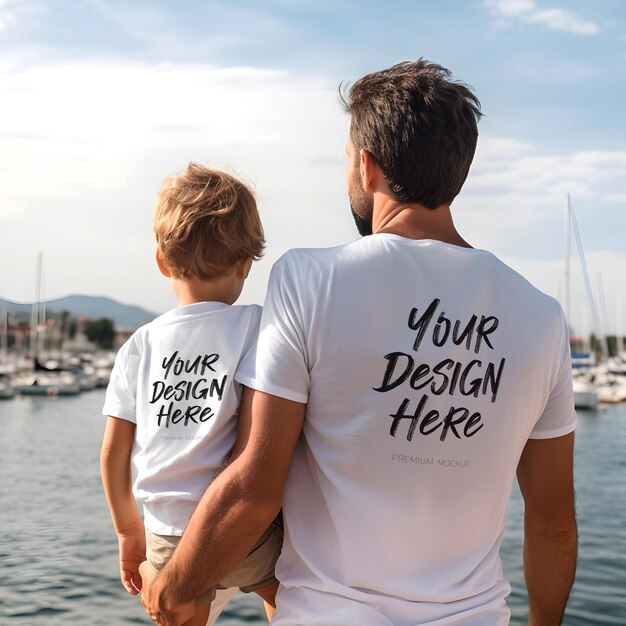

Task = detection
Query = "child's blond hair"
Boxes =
[153,163,265,280]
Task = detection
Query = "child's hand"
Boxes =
[117,525,146,595]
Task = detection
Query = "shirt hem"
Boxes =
[528,414,577,440]
[142,505,186,537]
[102,404,137,423]
[235,373,308,404]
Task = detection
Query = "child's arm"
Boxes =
[100,415,145,595]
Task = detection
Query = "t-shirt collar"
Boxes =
[160,301,230,321]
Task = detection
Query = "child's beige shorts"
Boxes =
[145,517,282,604]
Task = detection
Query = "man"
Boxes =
[141,59,577,626]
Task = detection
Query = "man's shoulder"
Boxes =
[488,254,563,316]
[277,242,354,261]
[275,239,366,271]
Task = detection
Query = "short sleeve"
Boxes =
[235,257,309,404]
[234,305,262,387]
[529,308,577,439]
[102,335,141,423]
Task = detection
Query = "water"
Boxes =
[0,391,624,625]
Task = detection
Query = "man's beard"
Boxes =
[348,167,374,237]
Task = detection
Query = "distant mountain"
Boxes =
[0,295,157,329]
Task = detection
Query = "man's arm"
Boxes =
[142,386,305,626]
[517,432,577,626]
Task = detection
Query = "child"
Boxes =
[100,163,281,626]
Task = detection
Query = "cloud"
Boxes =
[0,58,352,312]
[483,0,600,35]
[453,135,626,327]
[1,56,623,321]
[0,0,11,31]
[490,0,536,16]
[456,135,626,240]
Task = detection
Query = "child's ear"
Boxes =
[238,257,253,279]
[155,250,171,278]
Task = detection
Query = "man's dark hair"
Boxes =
[341,59,482,209]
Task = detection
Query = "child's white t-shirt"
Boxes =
[103,301,262,536]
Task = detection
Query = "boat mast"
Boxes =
[597,274,610,355]
[618,297,624,357]
[564,194,571,334]
[30,252,43,361]
[568,197,606,360]
[0,309,7,358]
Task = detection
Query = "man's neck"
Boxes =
[372,198,472,248]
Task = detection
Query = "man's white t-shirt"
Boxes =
[236,235,576,626]
[103,301,261,536]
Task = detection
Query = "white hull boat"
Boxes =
[573,378,598,410]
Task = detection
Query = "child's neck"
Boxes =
[173,274,241,307]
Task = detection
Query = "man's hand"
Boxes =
[138,561,196,626]
[117,526,146,595]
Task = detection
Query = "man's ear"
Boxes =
[360,149,379,194]
[155,249,171,278]
[238,257,253,279]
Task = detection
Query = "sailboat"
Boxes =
[14,253,81,397]
[0,310,15,398]
[592,279,626,404]
[564,195,599,410]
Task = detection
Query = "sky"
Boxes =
[0,0,625,335]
